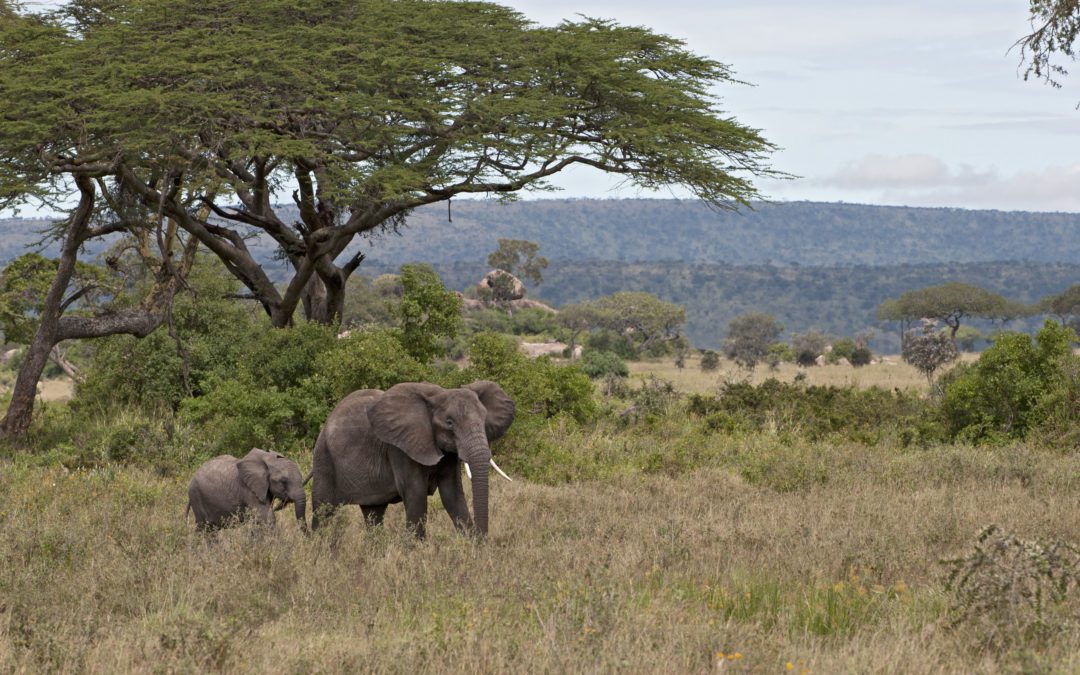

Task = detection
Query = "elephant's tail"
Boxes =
[185,501,191,520]
[303,470,313,486]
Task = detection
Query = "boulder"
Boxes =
[479,269,526,300]
[814,354,827,367]
[835,357,851,367]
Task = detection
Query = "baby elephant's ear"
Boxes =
[465,380,515,442]
[237,449,270,502]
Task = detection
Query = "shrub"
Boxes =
[579,350,629,379]
[940,320,1079,443]
[699,350,720,371]
[584,329,637,360]
[179,376,303,454]
[792,330,830,366]
[688,379,941,446]
[943,525,1080,651]
[849,346,873,367]
[462,332,597,425]
[394,263,461,364]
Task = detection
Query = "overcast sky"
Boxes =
[498,0,1080,212]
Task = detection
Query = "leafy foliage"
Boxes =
[688,380,941,446]
[578,350,629,379]
[0,253,112,344]
[559,292,686,356]
[459,332,597,427]
[699,349,720,371]
[0,1,776,325]
[881,283,1021,343]
[940,320,1079,443]
[393,264,462,364]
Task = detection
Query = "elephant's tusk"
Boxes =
[490,459,513,482]
[464,462,472,479]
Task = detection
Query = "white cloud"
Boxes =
[800,154,1080,212]
[816,154,996,190]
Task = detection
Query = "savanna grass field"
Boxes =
[3,350,1080,674]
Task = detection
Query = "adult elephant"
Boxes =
[310,381,515,538]
[187,448,307,531]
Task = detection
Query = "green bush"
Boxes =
[584,329,637,360]
[462,332,598,425]
[941,321,1079,443]
[828,338,856,363]
[699,349,720,371]
[578,350,629,379]
[688,379,941,446]
[179,376,303,454]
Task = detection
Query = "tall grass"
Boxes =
[3,433,1080,673]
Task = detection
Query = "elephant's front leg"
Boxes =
[391,453,431,539]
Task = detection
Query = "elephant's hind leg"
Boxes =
[360,504,387,527]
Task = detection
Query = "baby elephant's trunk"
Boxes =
[290,488,308,530]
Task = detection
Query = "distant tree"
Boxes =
[902,320,959,387]
[487,239,549,287]
[1014,1,1080,88]
[883,283,1019,347]
[722,312,784,370]
[955,325,983,352]
[558,292,685,357]
[556,301,598,359]
[671,335,691,369]
[1039,283,1080,334]
[791,329,831,366]
[699,350,720,371]
[589,292,686,356]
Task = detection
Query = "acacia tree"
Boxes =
[879,283,1020,348]
[559,292,686,356]
[1,0,778,332]
[1039,283,1080,333]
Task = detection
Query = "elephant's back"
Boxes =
[324,389,383,444]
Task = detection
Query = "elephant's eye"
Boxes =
[445,417,454,427]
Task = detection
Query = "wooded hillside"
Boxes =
[3,199,1078,268]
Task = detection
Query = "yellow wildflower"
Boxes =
[786,664,794,671]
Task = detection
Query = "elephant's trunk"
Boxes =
[461,431,492,536]
[468,460,490,536]
[289,488,307,530]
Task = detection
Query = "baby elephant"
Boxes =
[187,448,307,531]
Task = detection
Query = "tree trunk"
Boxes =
[1,177,94,438]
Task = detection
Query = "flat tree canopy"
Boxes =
[885,283,1020,344]
[0,0,778,327]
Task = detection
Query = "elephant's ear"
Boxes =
[367,383,444,466]
[237,449,270,502]
[466,380,515,442]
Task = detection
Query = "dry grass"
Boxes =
[3,436,1080,673]
[628,354,980,395]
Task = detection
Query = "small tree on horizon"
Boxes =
[487,239,549,288]
[723,312,784,370]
